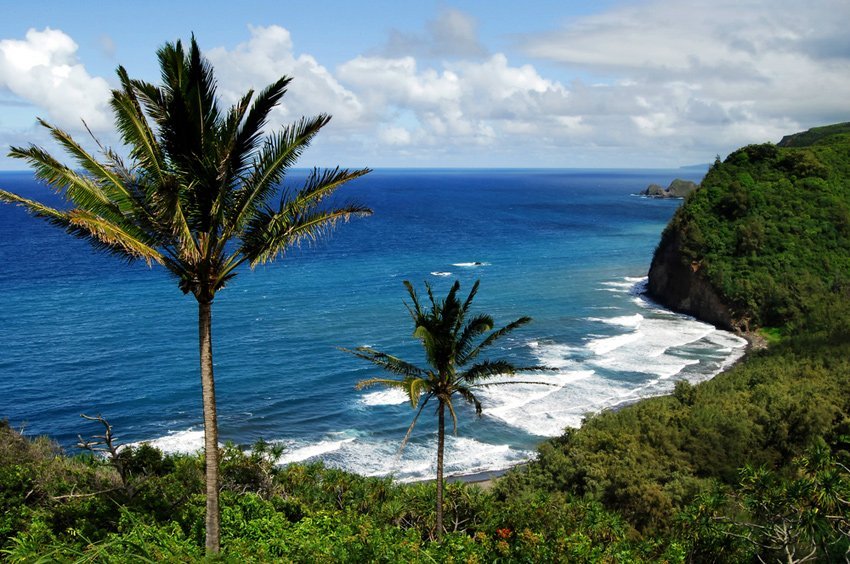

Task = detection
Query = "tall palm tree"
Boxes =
[0,37,371,554]
[345,279,544,541]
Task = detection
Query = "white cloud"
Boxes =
[336,52,577,156]
[377,126,412,146]
[1,2,848,169]
[0,28,112,132]
[206,25,363,128]
[518,0,850,159]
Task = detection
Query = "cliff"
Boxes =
[647,228,735,330]
[647,122,850,333]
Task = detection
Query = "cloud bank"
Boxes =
[0,2,847,168]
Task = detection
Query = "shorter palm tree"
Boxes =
[344,279,546,541]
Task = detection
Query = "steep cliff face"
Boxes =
[647,228,735,331]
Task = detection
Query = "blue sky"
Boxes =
[0,0,847,169]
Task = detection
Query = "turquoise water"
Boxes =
[0,169,745,480]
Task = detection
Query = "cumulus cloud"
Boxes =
[337,53,571,153]
[0,28,112,131]
[206,25,363,128]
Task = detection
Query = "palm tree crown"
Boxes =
[2,38,370,301]
[0,36,371,553]
[346,279,545,540]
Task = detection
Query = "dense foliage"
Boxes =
[0,422,672,562]
[658,122,850,331]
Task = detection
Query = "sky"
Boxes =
[0,0,848,169]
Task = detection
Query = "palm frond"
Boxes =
[354,377,405,390]
[240,204,370,267]
[128,78,168,130]
[461,280,480,315]
[459,360,518,384]
[444,397,460,434]
[459,316,532,365]
[403,280,424,321]
[228,76,292,176]
[455,386,483,417]
[397,394,433,455]
[0,190,163,266]
[8,145,112,211]
[0,189,73,227]
[226,115,332,236]
[469,379,556,389]
[37,120,140,210]
[455,313,494,365]
[455,280,480,335]
[67,210,164,266]
[460,360,551,385]
[138,172,198,261]
[343,347,427,380]
[289,167,372,210]
[112,66,165,181]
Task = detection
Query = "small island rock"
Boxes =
[642,178,698,198]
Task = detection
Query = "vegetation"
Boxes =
[345,279,544,541]
[657,122,850,333]
[0,37,370,553]
[0,420,670,562]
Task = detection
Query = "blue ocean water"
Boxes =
[0,169,745,480]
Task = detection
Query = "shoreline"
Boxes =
[444,325,759,492]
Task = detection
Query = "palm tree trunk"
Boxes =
[436,401,445,542]
[198,298,220,554]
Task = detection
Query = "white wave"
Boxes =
[586,331,642,355]
[452,262,489,267]
[481,303,747,437]
[480,370,634,436]
[360,388,409,406]
[133,429,206,455]
[586,314,644,328]
[430,271,452,277]
[278,435,358,464]
[480,369,595,436]
[600,280,635,291]
[309,434,532,483]
[529,341,583,369]
[587,315,716,375]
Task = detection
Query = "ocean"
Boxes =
[0,168,746,481]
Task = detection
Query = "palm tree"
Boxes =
[0,37,371,554]
[345,279,544,541]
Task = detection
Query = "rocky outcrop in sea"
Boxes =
[642,179,698,198]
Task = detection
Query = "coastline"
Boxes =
[447,322,759,492]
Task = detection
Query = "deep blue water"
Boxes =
[0,169,745,480]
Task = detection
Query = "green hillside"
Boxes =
[659,124,850,332]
